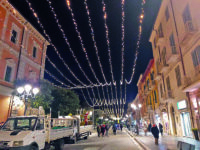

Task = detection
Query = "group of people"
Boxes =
[144,122,163,145]
[97,124,110,137]
[97,123,123,137]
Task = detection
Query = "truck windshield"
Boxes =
[1,117,37,131]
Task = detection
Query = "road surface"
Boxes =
[64,130,142,150]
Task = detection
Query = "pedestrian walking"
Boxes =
[105,124,109,136]
[101,124,105,137]
[159,123,163,136]
[151,124,159,145]
[120,123,123,132]
[135,123,139,135]
[112,124,117,135]
[97,125,101,137]
[144,123,148,136]
[148,123,152,132]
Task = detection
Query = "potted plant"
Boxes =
[192,128,199,140]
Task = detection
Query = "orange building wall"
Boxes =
[0,5,6,37]
[0,95,10,123]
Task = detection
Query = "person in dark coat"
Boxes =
[105,124,109,136]
[159,123,163,136]
[97,125,101,137]
[151,124,159,145]
[148,123,152,132]
[120,123,123,132]
[101,124,105,137]
[112,124,117,135]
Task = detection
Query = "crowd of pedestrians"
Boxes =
[97,123,124,137]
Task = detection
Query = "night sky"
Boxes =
[9,0,161,112]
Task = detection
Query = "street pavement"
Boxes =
[64,130,142,150]
[127,129,200,150]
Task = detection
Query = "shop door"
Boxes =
[180,112,192,137]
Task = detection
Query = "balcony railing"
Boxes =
[155,71,162,81]
[180,20,198,46]
[158,61,169,73]
[149,80,156,90]
[156,32,164,45]
[182,67,200,92]
[166,46,179,64]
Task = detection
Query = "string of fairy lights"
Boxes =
[125,0,146,85]
[22,0,147,117]
[46,0,98,86]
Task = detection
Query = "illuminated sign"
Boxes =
[177,100,187,110]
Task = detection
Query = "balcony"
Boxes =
[156,33,164,46]
[155,71,162,81]
[182,67,200,92]
[180,20,198,46]
[165,90,174,101]
[144,87,150,95]
[166,47,179,64]
[158,61,169,73]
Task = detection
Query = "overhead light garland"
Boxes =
[46,56,76,87]
[125,0,146,84]
[26,0,95,87]
[102,0,116,85]
[47,0,100,86]
[65,0,110,86]
[84,0,108,84]
[120,0,125,85]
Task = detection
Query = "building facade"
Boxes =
[137,59,160,125]
[0,0,49,123]
[149,0,200,138]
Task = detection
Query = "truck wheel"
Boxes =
[84,133,89,140]
[55,139,65,150]
[29,145,38,150]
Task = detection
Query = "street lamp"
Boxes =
[16,84,39,115]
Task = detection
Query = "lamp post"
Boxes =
[17,84,39,115]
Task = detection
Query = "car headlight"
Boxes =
[13,141,23,147]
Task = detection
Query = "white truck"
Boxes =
[0,115,92,150]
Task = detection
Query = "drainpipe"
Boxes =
[169,0,194,128]
[16,21,28,80]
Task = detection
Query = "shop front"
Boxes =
[177,100,193,137]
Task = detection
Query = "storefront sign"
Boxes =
[177,100,187,110]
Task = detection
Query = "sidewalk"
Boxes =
[126,129,200,150]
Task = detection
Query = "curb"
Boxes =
[125,129,150,150]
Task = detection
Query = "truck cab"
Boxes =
[0,116,45,150]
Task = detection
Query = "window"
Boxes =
[36,119,44,130]
[5,66,12,82]
[160,84,163,97]
[158,23,164,37]
[147,79,149,89]
[166,76,171,91]
[154,38,156,48]
[154,91,157,103]
[169,33,177,54]
[151,71,154,81]
[191,46,200,67]
[10,30,17,44]
[175,65,181,87]
[182,4,193,31]
[33,46,37,58]
[165,7,169,21]
[156,60,159,72]
[150,96,152,105]
[161,47,167,65]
